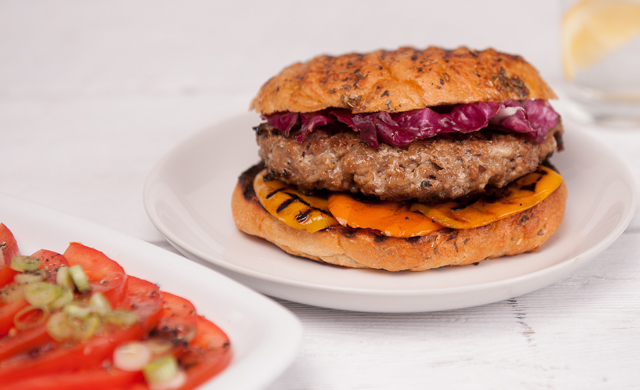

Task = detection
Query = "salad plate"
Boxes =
[0,193,302,389]
[144,113,637,313]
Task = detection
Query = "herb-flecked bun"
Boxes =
[251,46,557,115]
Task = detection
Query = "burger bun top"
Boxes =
[251,46,556,115]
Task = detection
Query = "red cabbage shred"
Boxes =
[263,99,559,149]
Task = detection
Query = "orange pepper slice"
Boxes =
[327,194,443,238]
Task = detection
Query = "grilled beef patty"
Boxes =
[256,122,563,202]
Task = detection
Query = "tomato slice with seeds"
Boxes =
[63,242,128,307]
[0,277,163,385]
[0,224,20,287]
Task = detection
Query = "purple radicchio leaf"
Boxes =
[263,99,559,148]
[296,111,336,142]
[264,111,298,137]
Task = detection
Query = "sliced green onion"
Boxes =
[148,371,186,390]
[14,305,49,331]
[89,292,111,315]
[0,284,25,304]
[47,312,73,342]
[69,265,91,293]
[113,342,152,372]
[56,266,75,291]
[10,256,41,272]
[144,339,175,356]
[50,287,74,310]
[143,356,179,385]
[14,271,46,285]
[24,282,62,307]
[63,302,92,319]
[72,315,100,341]
[105,310,138,327]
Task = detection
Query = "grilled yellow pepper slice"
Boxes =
[254,170,338,233]
[411,166,563,229]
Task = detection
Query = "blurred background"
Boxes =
[0,0,562,100]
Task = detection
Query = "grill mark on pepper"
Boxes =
[275,191,332,220]
[296,209,312,222]
[266,188,286,199]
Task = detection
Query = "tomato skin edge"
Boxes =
[0,223,20,287]
[0,224,19,268]
[63,243,128,307]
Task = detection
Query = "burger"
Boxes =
[231,46,566,272]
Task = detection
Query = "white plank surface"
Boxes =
[1,1,639,389]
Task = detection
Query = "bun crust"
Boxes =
[251,46,557,115]
[231,170,567,272]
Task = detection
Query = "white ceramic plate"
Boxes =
[144,114,637,313]
[0,193,302,390]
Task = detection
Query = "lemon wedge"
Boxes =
[562,0,640,80]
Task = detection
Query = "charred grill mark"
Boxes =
[275,191,332,220]
[296,209,312,222]
[374,235,389,243]
[239,163,265,201]
[340,229,356,238]
[275,198,296,213]
[266,188,286,199]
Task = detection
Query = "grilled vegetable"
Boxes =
[254,169,338,233]
[411,166,563,229]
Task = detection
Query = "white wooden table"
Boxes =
[2,1,639,389]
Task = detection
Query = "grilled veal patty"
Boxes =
[256,122,563,202]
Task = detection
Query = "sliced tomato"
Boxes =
[0,277,163,384]
[118,305,231,390]
[0,267,18,291]
[174,315,232,390]
[153,291,198,341]
[0,300,29,338]
[0,324,51,363]
[0,224,20,286]
[0,250,71,338]
[63,242,128,307]
[31,249,70,284]
[3,367,143,390]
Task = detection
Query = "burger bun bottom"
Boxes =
[231,172,567,272]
